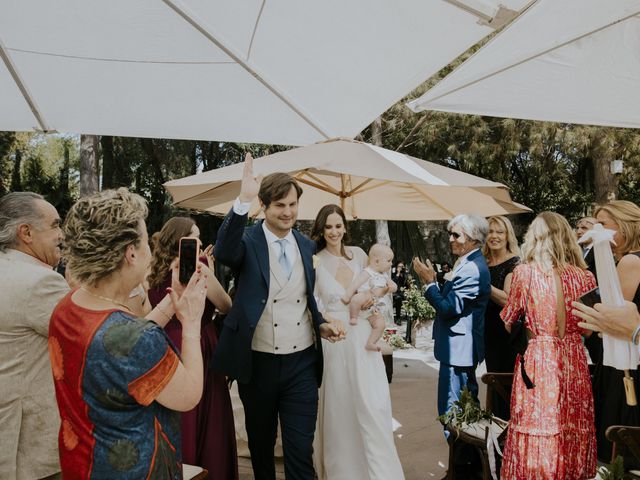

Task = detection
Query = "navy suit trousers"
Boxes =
[238,346,318,480]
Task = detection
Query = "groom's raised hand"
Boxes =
[239,153,264,203]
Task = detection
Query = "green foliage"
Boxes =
[22,154,56,193]
[0,131,16,195]
[597,455,625,480]
[382,331,407,349]
[401,279,435,324]
[0,133,78,217]
[437,387,491,427]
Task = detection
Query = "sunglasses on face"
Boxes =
[448,230,462,239]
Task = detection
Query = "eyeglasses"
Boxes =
[447,230,462,239]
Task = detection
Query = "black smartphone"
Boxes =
[179,237,199,284]
[580,287,601,308]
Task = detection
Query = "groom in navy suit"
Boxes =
[413,214,491,417]
[212,154,344,480]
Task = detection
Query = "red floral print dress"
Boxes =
[500,264,596,480]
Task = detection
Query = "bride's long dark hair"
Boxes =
[311,204,352,259]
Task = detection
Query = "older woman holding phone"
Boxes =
[148,217,236,480]
[48,188,207,479]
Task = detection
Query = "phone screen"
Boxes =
[179,238,198,284]
[580,287,601,308]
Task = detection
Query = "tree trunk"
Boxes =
[370,116,391,245]
[11,149,22,191]
[101,136,115,189]
[590,130,619,203]
[60,144,70,196]
[80,134,100,197]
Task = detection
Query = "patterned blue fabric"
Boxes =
[82,311,181,479]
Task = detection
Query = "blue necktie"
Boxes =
[276,239,292,278]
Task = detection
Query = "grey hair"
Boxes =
[0,192,45,252]
[448,213,489,246]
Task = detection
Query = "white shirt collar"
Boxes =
[261,221,295,246]
[457,247,479,265]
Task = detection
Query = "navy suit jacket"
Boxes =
[425,249,490,367]
[211,209,326,385]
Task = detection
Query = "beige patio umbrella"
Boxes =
[407,0,640,128]
[164,138,530,221]
[1,0,530,145]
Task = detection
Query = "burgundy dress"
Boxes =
[148,269,238,480]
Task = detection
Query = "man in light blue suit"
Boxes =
[413,214,491,417]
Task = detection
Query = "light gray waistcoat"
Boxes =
[251,242,314,354]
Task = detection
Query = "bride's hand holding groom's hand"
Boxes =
[320,315,346,343]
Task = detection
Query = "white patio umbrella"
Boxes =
[407,0,640,129]
[164,138,530,220]
[0,0,530,146]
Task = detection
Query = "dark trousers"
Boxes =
[393,295,403,323]
[238,346,318,480]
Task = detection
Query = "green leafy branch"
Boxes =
[401,279,435,326]
[437,387,492,428]
[596,456,625,480]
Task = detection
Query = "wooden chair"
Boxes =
[183,464,209,480]
[482,373,514,417]
[606,425,640,479]
[444,372,513,480]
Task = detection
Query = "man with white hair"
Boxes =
[0,192,69,480]
[413,214,491,417]
[575,216,597,275]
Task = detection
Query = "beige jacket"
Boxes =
[0,249,69,480]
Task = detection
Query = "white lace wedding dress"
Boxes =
[313,247,405,480]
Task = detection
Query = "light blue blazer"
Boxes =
[425,249,491,367]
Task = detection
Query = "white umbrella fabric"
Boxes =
[1,0,530,146]
[407,0,640,129]
[164,138,530,220]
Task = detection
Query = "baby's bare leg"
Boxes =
[365,313,385,352]
[349,292,368,325]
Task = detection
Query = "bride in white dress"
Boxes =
[311,205,405,480]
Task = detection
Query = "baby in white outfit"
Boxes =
[341,244,397,351]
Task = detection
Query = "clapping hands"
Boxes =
[412,257,436,284]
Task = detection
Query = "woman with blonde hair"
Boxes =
[48,188,207,479]
[591,200,640,465]
[147,216,237,479]
[482,216,520,419]
[500,212,596,480]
